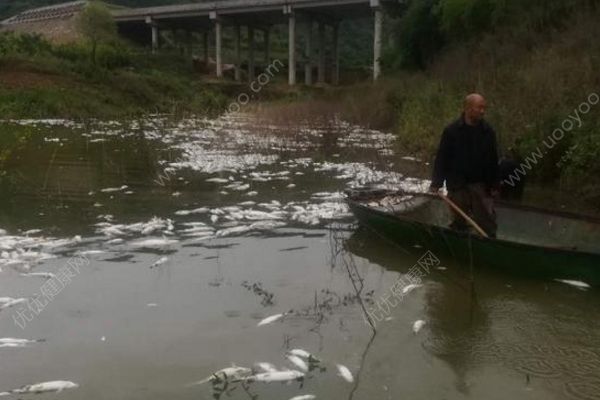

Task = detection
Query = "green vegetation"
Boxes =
[379,0,600,200]
[259,1,600,203]
[0,28,229,119]
[2,0,599,201]
[0,0,190,21]
[76,1,117,65]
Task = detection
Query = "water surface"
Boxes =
[0,114,598,400]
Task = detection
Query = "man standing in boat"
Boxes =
[429,93,500,237]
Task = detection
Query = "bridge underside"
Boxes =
[114,0,384,85]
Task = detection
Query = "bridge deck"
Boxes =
[113,0,375,24]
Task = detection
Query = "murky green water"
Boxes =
[0,115,598,400]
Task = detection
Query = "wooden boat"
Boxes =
[345,188,600,286]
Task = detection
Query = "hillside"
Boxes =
[1,0,599,202]
[0,0,193,20]
[254,0,600,204]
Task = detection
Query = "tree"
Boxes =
[76,1,117,65]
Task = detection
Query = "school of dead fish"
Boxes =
[188,345,352,400]
[0,115,591,398]
[0,115,407,398]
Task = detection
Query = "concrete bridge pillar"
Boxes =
[264,28,271,63]
[234,24,242,82]
[151,25,159,53]
[305,19,312,86]
[284,5,296,86]
[185,30,193,56]
[372,0,382,81]
[145,17,159,54]
[248,26,256,81]
[203,30,209,64]
[332,22,339,85]
[210,12,223,78]
[317,20,325,84]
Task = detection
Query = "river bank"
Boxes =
[0,114,598,400]
[250,4,600,208]
[2,0,600,207]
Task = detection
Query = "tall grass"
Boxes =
[0,32,229,118]
[251,4,600,204]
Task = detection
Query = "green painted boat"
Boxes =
[345,188,600,286]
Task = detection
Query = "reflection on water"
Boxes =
[347,228,600,400]
[0,115,598,400]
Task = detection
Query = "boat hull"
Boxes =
[347,199,600,286]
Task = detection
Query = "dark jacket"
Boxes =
[431,115,500,192]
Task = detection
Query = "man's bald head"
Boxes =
[463,93,486,125]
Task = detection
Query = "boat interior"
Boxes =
[358,192,600,255]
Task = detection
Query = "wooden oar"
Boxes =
[392,189,489,238]
[437,193,489,238]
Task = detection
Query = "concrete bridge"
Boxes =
[113,0,392,85]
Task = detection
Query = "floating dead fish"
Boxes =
[554,279,590,289]
[206,178,229,183]
[141,225,159,236]
[287,349,320,362]
[20,272,56,280]
[216,225,252,238]
[336,364,354,383]
[255,362,279,373]
[289,395,316,400]
[257,312,286,327]
[79,250,105,255]
[101,226,125,237]
[175,207,209,216]
[130,237,178,249]
[412,320,426,334]
[100,185,128,193]
[0,297,28,310]
[286,355,308,372]
[245,370,304,383]
[23,229,42,236]
[179,226,214,234]
[0,381,79,395]
[184,231,215,239]
[150,256,169,268]
[249,221,286,231]
[401,156,421,162]
[0,338,42,348]
[402,284,422,294]
[189,365,252,385]
[224,182,250,191]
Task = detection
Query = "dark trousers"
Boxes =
[448,183,497,237]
